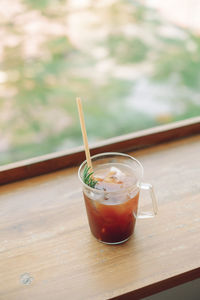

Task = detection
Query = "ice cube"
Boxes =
[110,166,125,178]
[104,166,125,184]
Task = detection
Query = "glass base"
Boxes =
[97,236,130,245]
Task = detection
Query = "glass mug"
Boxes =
[78,152,158,244]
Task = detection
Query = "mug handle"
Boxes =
[136,182,158,219]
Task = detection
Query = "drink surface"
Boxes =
[94,162,137,193]
[83,163,139,244]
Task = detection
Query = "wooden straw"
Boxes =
[76,97,93,171]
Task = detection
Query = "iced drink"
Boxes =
[83,163,139,244]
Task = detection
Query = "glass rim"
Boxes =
[78,152,144,194]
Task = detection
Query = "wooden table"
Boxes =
[0,135,200,299]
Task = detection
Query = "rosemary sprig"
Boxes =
[83,165,98,188]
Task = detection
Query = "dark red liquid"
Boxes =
[83,164,139,244]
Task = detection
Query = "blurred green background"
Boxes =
[0,0,200,165]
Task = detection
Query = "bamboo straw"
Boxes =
[76,97,93,171]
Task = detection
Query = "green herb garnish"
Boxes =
[83,165,98,188]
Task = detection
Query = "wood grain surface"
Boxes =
[0,135,200,299]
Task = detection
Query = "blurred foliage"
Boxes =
[0,0,200,165]
[107,35,149,64]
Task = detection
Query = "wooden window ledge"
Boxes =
[0,132,200,299]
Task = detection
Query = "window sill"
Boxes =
[0,133,200,299]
